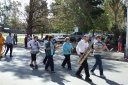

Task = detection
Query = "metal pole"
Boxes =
[126,2,128,56]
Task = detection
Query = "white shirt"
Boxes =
[27,40,41,50]
[6,36,13,44]
[44,40,48,49]
[76,39,89,55]
[93,39,98,44]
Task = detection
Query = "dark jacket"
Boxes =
[45,41,55,56]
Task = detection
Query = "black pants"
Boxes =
[45,55,54,71]
[25,41,27,48]
[5,44,13,57]
[43,49,48,64]
[61,54,71,69]
[76,58,90,78]
[31,54,36,61]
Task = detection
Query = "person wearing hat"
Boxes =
[61,37,73,70]
[75,34,92,82]
[90,35,106,78]
[5,32,13,57]
[0,32,5,58]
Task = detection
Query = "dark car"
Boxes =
[69,32,87,42]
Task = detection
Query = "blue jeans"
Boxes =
[91,55,103,75]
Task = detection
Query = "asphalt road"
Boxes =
[0,47,127,85]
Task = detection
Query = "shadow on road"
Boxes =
[0,47,127,85]
[92,74,121,85]
[50,73,70,85]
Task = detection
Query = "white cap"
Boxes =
[84,34,89,37]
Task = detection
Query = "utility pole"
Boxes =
[125,1,128,57]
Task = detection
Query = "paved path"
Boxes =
[15,41,127,62]
[0,47,128,85]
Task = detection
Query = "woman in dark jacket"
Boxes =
[45,36,55,73]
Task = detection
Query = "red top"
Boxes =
[106,40,110,45]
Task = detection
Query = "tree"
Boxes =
[51,0,105,34]
[0,0,21,28]
[26,0,49,36]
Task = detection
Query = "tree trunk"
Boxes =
[41,30,44,39]
[27,0,33,36]
[93,28,95,36]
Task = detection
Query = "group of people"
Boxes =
[26,34,107,82]
[0,32,18,58]
[24,35,33,48]
[91,35,123,52]
[0,32,109,82]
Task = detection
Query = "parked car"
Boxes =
[69,32,88,42]
[53,34,69,43]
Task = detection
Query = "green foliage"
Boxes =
[51,0,125,36]
[26,0,49,35]
[0,0,21,28]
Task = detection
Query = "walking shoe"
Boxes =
[90,71,95,75]
[61,65,65,68]
[100,75,106,78]
[45,69,49,71]
[75,73,82,78]
[30,64,34,67]
[35,65,38,69]
[68,68,72,70]
[85,77,92,82]
[10,56,13,58]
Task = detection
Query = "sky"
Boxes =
[0,0,54,10]
[0,0,54,22]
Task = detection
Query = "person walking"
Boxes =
[0,32,5,59]
[27,35,32,42]
[106,38,111,49]
[27,36,41,69]
[5,32,13,57]
[13,34,18,45]
[90,35,106,78]
[45,36,56,73]
[75,34,92,82]
[24,35,28,48]
[118,36,122,52]
[43,35,49,64]
[61,37,73,70]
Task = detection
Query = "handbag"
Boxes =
[31,48,39,54]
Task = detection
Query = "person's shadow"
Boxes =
[31,69,44,78]
[105,78,121,85]
[3,56,12,62]
[59,69,97,85]
[50,72,70,85]
[93,75,121,85]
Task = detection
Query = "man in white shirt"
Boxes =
[27,36,41,69]
[75,34,92,82]
[5,32,13,57]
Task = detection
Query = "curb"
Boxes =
[89,56,128,62]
